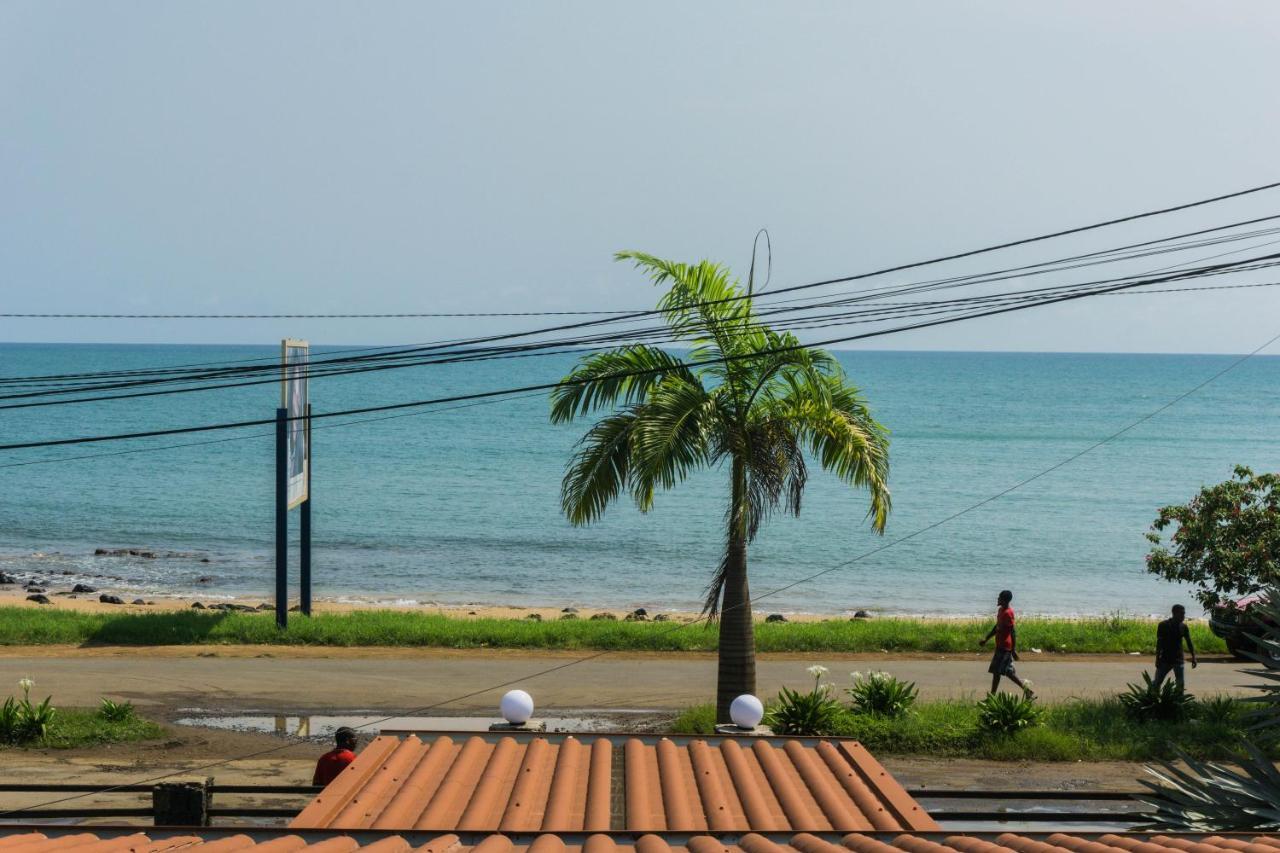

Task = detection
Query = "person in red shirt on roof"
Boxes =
[313,727,359,786]
[979,589,1035,698]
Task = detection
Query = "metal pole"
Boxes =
[299,403,312,616]
[275,407,288,629]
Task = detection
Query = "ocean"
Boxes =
[1,343,1276,617]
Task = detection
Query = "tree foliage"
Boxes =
[1144,466,1280,609]
[551,251,891,717]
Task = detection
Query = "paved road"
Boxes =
[0,645,1259,714]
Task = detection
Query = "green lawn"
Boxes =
[672,697,1258,761]
[0,607,1226,654]
[1,708,164,750]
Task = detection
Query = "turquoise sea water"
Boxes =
[1,343,1277,617]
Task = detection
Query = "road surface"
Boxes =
[0,645,1257,715]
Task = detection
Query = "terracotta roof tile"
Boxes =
[292,734,935,834]
[5,830,1280,853]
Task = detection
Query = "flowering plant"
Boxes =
[847,671,918,718]
[0,678,56,744]
[765,666,843,736]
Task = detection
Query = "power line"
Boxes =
[3,182,1279,394]
[4,241,1277,408]
[3,250,1277,452]
[0,389,553,470]
[0,309,641,319]
[8,280,1279,472]
[5,179,1279,324]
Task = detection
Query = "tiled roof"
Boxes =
[290,733,937,833]
[4,830,1280,853]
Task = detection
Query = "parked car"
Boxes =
[1208,593,1279,661]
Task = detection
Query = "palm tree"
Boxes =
[551,251,892,721]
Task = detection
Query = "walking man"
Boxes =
[1154,604,1197,689]
[979,589,1035,697]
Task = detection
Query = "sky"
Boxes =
[2,2,1279,352]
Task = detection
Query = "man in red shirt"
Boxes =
[313,727,359,786]
[979,589,1035,698]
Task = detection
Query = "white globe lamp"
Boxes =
[729,694,764,730]
[500,689,534,725]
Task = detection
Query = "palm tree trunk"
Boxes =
[716,457,757,722]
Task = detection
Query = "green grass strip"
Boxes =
[672,697,1264,761]
[0,607,1226,654]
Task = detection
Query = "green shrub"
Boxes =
[18,695,56,742]
[671,703,716,735]
[0,697,19,744]
[765,666,844,736]
[847,670,918,718]
[978,691,1043,735]
[0,678,57,744]
[1120,671,1195,722]
[98,698,136,723]
[1195,695,1241,726]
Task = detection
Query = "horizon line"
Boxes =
[1,340,1277,359]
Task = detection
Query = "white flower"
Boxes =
[850,671,863,682]
[17,678,33,694]
[806,665,829,680]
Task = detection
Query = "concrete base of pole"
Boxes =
[713,723,774,737]
[488,720,547,733]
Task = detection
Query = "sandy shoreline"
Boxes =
[0,584,848,622]
[0,584,1179,625]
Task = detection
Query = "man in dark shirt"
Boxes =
[1154,604,1198,689]
[313,727,359,786]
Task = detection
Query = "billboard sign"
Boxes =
[282,339,309,509]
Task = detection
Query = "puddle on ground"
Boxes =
[173,710,653,739]
[926,799,1147,833]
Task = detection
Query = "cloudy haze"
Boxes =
[3,2,1278,351]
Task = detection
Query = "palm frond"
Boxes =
[550,345,699,424]
[770,386,891,533]
[740,420,807,541]
[627,379,717,512]
[615,250,756,398]
[560,410,638,525]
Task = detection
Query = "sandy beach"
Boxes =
[0,583,850,623]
